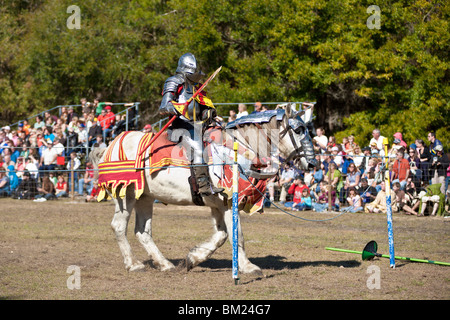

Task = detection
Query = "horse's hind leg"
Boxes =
[185,207,229,271]
[111,194,145,272]
[134,196,175,271]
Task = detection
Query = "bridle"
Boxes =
[279,114,308,162]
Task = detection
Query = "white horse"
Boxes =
[89,105,316,274]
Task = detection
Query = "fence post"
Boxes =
[70,158,75,200]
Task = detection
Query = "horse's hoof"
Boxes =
[241,265,263,277]
[160,264,176,272]
[129,263,146,272]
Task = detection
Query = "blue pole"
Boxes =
[232,141,240,284]
[383,138,395,268]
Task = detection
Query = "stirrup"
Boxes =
[193,166,224,196]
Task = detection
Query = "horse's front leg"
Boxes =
[134,196,175,271]
[223,208,263,276]
[111,194,145,272]
[184,207,229,271]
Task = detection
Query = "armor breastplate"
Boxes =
[177,82,193,104]
[177,82,202,121]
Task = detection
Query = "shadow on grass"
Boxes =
[196,255,361,271]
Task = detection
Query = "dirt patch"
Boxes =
[0,198,449,300]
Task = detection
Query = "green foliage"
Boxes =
[0,0,448,150]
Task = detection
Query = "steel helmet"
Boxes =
[176,53,204,83]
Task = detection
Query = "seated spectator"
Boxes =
[39,140,59,175]
[34,175,56,202]
[326,136,336,150]
[228,110,237,122]
[66,151,81,191]
[77,122,88,152]
[387,139,402,164]
[358,178,378,204]
[7,164,19,194]
[25,149,40,179]
[364,181,397,213]
[313,127,328,154]
[408,147,422,186]
[392,180,419,216]
[66,127,79,156]
[341,187,363,213]
[236,104,248,119]
[78,162,95,196]
[427,132,443,156]
[418,183,445,216]
[278,162,296,204]
[286,188,312,211]
[341,136,349,152]
[98,105,115,137]
[0,168,10,196]
[284,178,310,210]
[324,162,344,196]
[369,128,386,156]
[94,135,107,148]
[55,175,68,198]
[85,181,100,202]
[43,126,55,144]
[34,115,45,130]
[359,146,372,174]
[415,139,431,185]
[312,183,337,212]
[142,123,152,134]
[392,150,410,190]
[11,170,38,199]
[88,121,103,147]
[430,145,449,195]
[48,171,57,186]
[331,146,343,168]
[393,132,408,149]
[340,163,361,204]
[349,145,364,169]
[66,107,78,125]
[112,114,128,138]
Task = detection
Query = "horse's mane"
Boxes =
[223,113,283,163]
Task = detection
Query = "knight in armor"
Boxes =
[159,53,224,196]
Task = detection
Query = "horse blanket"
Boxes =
[97,129,267,213]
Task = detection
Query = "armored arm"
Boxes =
[159,74,184,116]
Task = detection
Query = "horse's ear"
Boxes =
[276,103,293,118]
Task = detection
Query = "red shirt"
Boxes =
[393,158,410,181]
[98,111,115,129]
[288,183,310,203]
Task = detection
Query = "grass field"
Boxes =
[0,198,449,300]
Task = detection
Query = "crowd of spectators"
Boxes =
[0,98,136,202]
[264,125,449,216]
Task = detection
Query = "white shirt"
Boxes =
[369,135,385,151]
[53,143,65,156]
[236,111,248,119]
[313,135,328,152]
[66,157,81,171]
[42,147,59,165]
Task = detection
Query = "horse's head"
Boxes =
[276,103,318,171]
[223,104,318,179]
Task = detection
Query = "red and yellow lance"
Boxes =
[138,66,222,157]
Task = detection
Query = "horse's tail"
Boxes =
[89,147,107,180]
